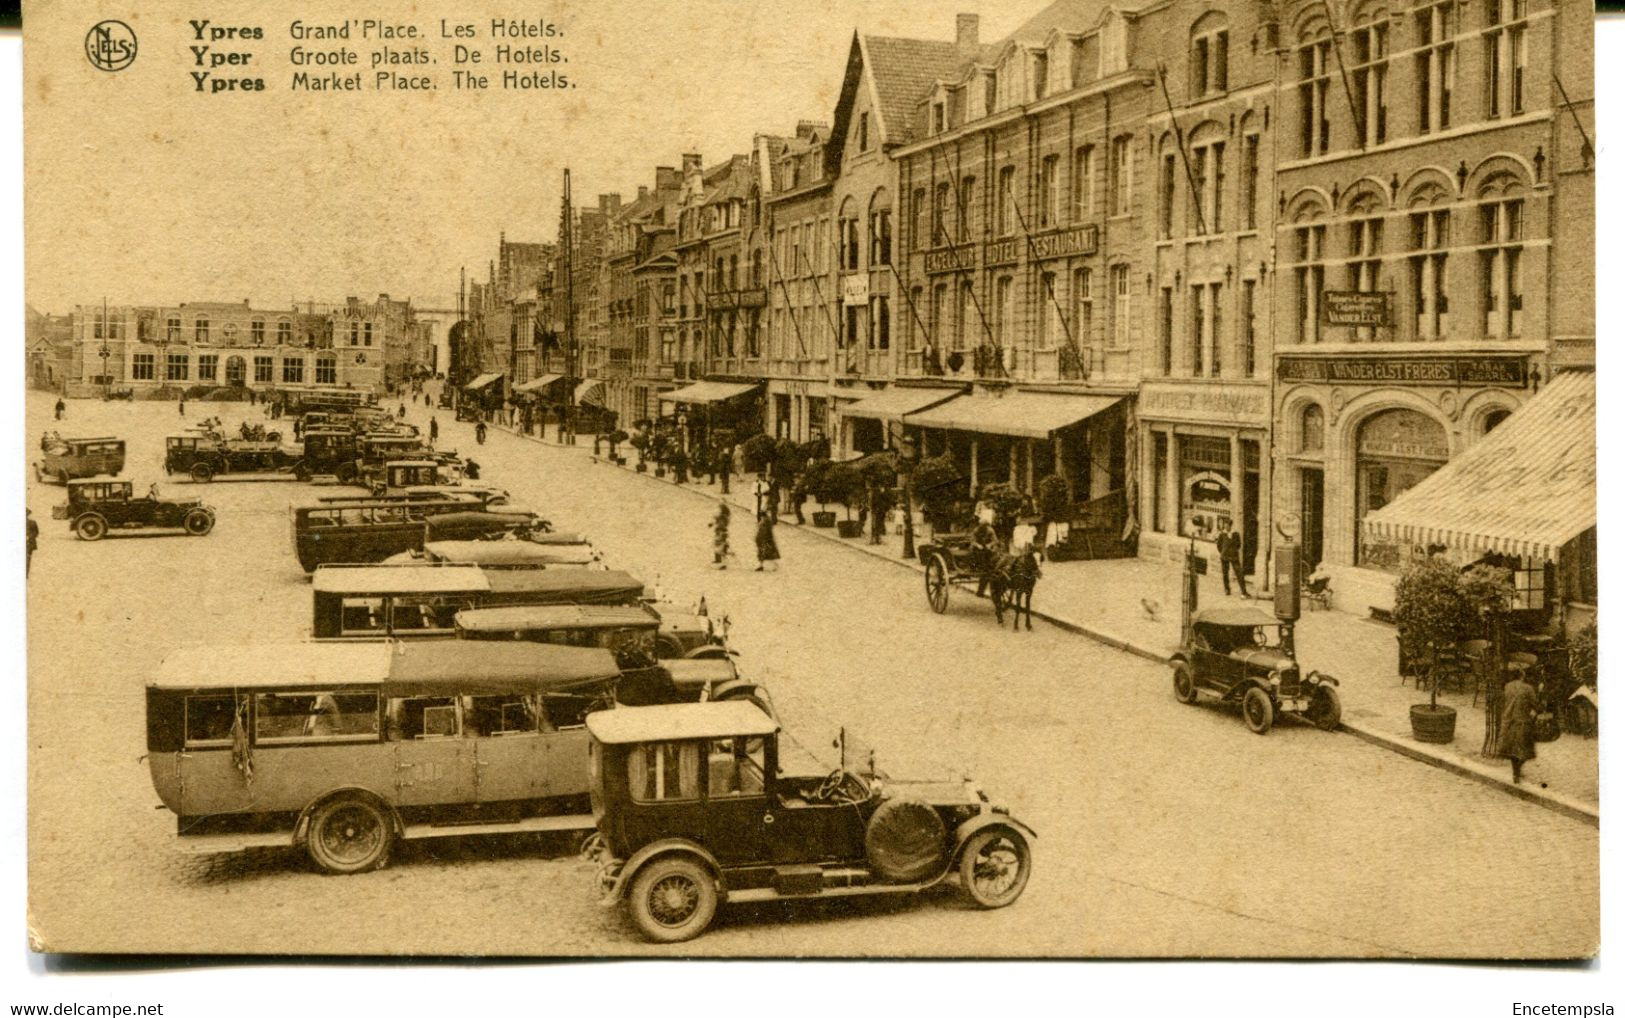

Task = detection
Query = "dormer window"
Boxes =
[1034,52,1049,101]
[932,101,946,135]
[858,112,870,152]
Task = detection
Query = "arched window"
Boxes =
[1406,183,1452,340]
[1190,12,1230,97]
[1477,174,1526,339]
[1296,21,1333,156]
[1300,404,1325,452]
[1346,190,1386,340]
[1290,198,1330,342]
[838,196,860,272]
[1350,5,1389,146]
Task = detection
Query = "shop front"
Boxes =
[1138,381,1271,579]
[765,379,834,445]
[835,383,963,459]
[658,379,764,451]
[1273,351,1537,616]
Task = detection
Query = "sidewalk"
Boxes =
[496,420,1599,825]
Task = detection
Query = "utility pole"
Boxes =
[562,168,576,444]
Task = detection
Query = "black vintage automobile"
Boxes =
[164,435,302,482]
[34,434,125,484]
[53,478,216,541]
[587,701,1035,942]
[1170,607,1341,735]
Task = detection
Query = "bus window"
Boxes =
[388,696,460,739]
[464,694,539,737]
[185,694,238,747]
[255,691,380,744]
[340,597,386,634]
[391,596,464,633]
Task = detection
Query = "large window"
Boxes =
[994,275,1014,349]
[1351,16,1389,146]
[1295,222,1327,342]
[997,166,1016,236]
[1486,0,1527,118]
[1242,134,1260,230]
[254,355,274,383]
[196,354,217,382]
[1037,272,1060,349]
[1039,155,1060,228]
[1416,2,1456,133]
[1158,153,1177,239]
[956,280,975,351]
[933,182,951,246]
[838,199,860,271]
[1298,37,1332,156]
[869,198,892,266]
[1190,284,1224,377]
[256,692,380,744]
[1191,139,1225,234]
[869,295,890,351]
[194,318,210,344]
[1347,209,1384,341]
[1110,263,1131,347]
[250,318,264,345]
[931,283,948,348]
[1409,207,1451,339]
[316,356,337,385]
[282,357,305,384]
[957,176,975,241]
[912,187,928,250]
[166,316,181,342]
[132,352,155,381]
[275,319,291,345]
[1072,268,1093,350]
[166,352,189,381]
[1072,145,1095,221]
[1109,136,1132,216]
[1480,196,1524,338]
[1190,19,1229,97]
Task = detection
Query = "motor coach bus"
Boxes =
[311,563,646,639]
[290,498,527,572]
[384,539,599,570]
[454,603,725,661]
[146,641,758,873]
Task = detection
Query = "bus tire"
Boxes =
[306,795,393,875]
[189,462,214,483]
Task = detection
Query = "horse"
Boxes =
[988,547,1041,631]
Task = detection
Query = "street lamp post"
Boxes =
[98,344,111,400]
[898,434,920,560]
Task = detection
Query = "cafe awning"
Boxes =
[839,385,964,423]
[513,373,563,394]
[463,372,504,392]
[659,380,760,405]
[904,390,1123,440]
[575,380,606,406]
[1363,370,1595,563]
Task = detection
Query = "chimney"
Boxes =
[656,165,680,191]
[638,185,649,200]
[682,152,703,174]
[956,13,979,56]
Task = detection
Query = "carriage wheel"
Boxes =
[924,554,950,614]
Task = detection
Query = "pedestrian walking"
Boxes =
[293,418,303,440]
[178,397,186,417]
[398,403,407,419]
[475,420,487,445]
[1496,671,1540,784]
[753,511,780,572]
[428,417,439,446]
[26,510,38,577]
[1218,521,1249,597]
[711,503,731,569]
[53,398,65,421]
[790,473,807,525]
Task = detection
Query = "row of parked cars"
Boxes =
[42,398,1036,942]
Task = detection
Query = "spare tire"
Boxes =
[864,799,947,883]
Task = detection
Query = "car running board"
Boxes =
[401,814,596,840]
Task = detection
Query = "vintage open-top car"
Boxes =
[34,434,125,484]
[53,478,216,541]
[586,701,1034,942]
[1171,606,1341,735]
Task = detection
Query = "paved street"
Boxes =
[26,396,1598,957]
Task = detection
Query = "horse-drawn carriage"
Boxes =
[917,534,1040,629]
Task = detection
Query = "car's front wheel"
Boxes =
[75,514,107,541]
[627,856,717,943]
[189,462,214,483]
[959,827,1031,909]
[1242,686,1275,735]
[183,509,214,536]
[1173,661,1198,704]
[1305,683,1343,731]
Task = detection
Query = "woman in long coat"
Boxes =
[711,503,731,569]
[1496,672,1540,783]
[754,511,780,571]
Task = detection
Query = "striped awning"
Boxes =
[905,390,1123,440]
[463,372,504,392]
[1363,370,1595,563]
[658,380,760,405]
[575,380,606,406]
[513,373,563,394]
[839,385,964,422]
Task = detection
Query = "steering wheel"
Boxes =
[810,768,867,805]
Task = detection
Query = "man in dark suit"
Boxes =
[1218,521,1248,597]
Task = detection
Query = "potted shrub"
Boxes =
[1394,558,1513,744]
[740,434,776,475]
[1036,474,1072,559]
[859,454,898,544]
[630,431,650,472]
[804,460,837,528]
[608,429,629,462]
[913,453,962,537]
[830,463,866,538]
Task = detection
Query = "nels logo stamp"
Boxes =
[85,20,138,72]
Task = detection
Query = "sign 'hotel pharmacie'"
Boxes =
[1277,355,1529,387]
[924,225,1099,275]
